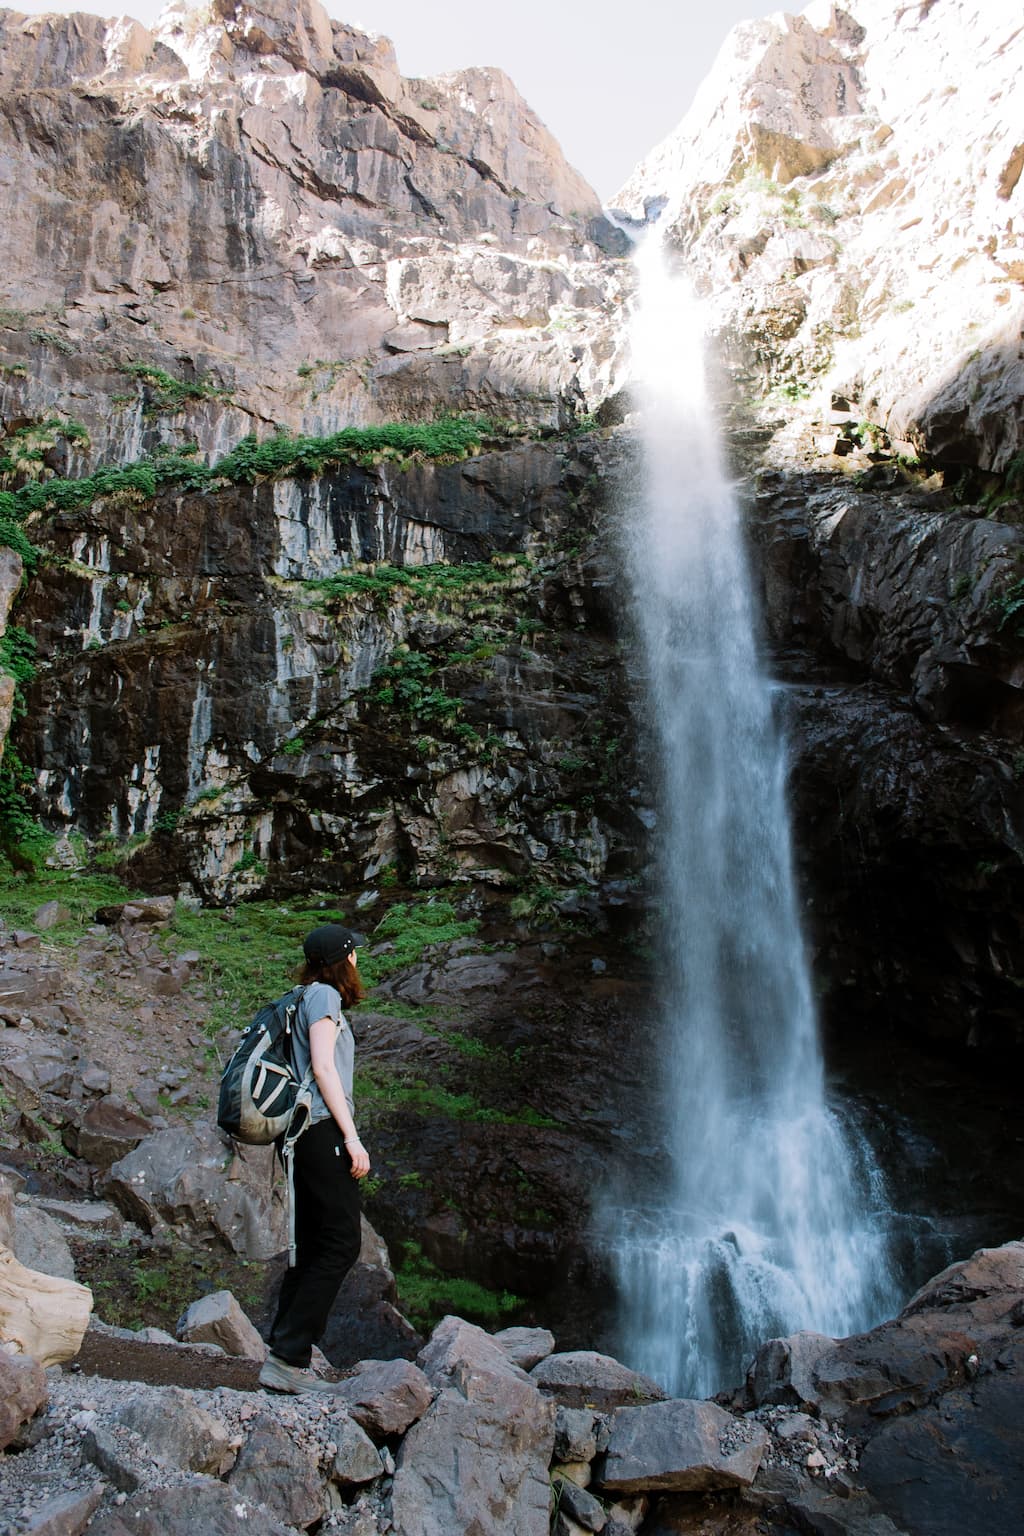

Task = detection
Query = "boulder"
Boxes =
[9,1483,105,1534]
[0,1244,92,1365]
[113,1386,233,1475]
[228,1411,323,1529]
[552,1475,607,1532]
[531,1350,667,1410]
[176,1290,267,1360]
[596,1399,768,1494]
[329,1356,433,1437]
[554,1405,601,1464]
[330,1414,386,1487]
[0,1343,47,1449]
[859,1348,1024,1536]
[13,1203,76,1280]
[33,901,71,931]
[103,1122,284,1258]
[494,1324,556,1370]
[391,1315,556,1536]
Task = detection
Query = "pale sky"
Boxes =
[5,0,790,197]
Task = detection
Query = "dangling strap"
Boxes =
[280,1078,315,1267]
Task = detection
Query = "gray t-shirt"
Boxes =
[289,982,354,1124]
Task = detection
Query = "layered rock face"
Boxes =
[616,0,1023,473]
[0,0,628,464]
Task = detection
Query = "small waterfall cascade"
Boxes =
[610,232,899,1398]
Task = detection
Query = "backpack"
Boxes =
[217,986,315,1146]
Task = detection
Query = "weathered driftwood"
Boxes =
[0,1244,92,1365]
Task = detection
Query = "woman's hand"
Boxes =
[345,1137,370,1179]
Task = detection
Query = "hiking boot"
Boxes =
[258,1353,343,1394]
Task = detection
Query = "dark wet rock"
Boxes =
[552,1474,608,1532]
[859,1354,1024,1536]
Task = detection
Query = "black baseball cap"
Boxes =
[303,924,365,967]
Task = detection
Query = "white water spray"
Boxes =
[610,233,898,1397]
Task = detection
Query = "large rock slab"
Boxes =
[597,1398,768,1494]
[103,1123,284,1259]
[859,1352,1024,1536]
[390,1315,555,1536]
[86,1481,297,1536]
[531,1350,667,1410]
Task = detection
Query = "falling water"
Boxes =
[609,232,899,1397]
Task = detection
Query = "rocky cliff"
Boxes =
[0,0,628,466]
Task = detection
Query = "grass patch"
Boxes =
[0,862,144,939]
[355,1061,558,1129]
[74,1236,266,1334]
[362,897,479,982]
[394,1241,521,1333]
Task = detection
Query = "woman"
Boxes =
[259,922,370,1394]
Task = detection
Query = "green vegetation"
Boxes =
[311,554,530,611]
[0,862,145,937]
[76,1237,265,1333]
[356,1060,558,1130]
[0,625,46,854]
[991,574,1024,636]
[0,419,503,560]
[394,1241,521,1333]
[363,897,478,982]
[122,363,233,414]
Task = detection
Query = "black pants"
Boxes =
[268,1117,362,1367]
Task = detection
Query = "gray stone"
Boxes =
[102,1122,284,1258]
[597,1398,768,1494]
[330,1355,433,1436]
[13,1204,76,1280]
[86,1480,296,1536]
[330,1413,385,1486]
[33,902,71,931]
[0,1165,18,1247]
[176,1289,266,1360]
[228,1410,322,1529]
[113,1385,233,1474]
[391,1315,555,1536]
[81,1423,146,1493]
[79,1063,111,1095]
[15,1483,105,1536]
[552,1475,607,1532]
[493,1324,556,1370]
[531,1350,667,1410]
[555,1405,600,1464]
[0,1345,47,1449]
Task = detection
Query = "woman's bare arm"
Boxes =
[309,1014,370,1178]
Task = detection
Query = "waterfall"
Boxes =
[609,233,899,1398]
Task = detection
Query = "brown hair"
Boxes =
[297,953,366,1010]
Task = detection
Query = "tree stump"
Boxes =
[0,1244,93,1365]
